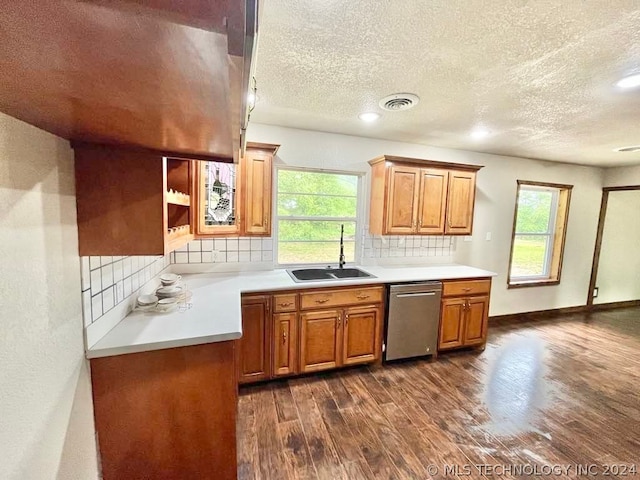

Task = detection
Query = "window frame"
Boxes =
[507,180,573,288]
[274,165,364,267]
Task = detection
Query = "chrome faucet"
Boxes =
[339,224,345,269]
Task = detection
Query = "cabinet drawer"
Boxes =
[273,293,298,313]
[300,286,384,310]
[442,279,491,297]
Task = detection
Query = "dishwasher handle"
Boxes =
[394,292,438,298]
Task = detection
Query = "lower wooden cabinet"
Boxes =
[238,295,270,384]
[273,312,298,377]
[342,305,382,366]
[91,342,238,480]
[438,279,490,351]
[239,286,384,384]
[299,309,342,373]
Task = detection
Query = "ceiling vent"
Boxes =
[379,93,420,112]
[614,145,640,152]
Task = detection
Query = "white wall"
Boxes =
[0,113,98,480]
[604,165,640,187]
[594,190,640,304]
[247,123,604,316]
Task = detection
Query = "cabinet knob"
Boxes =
[345,313,349,325]
[337,314,341,327]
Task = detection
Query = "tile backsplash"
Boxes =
[361,232,455,260]
[80,254,170,326]
[171,237,274,264]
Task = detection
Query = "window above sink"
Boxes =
[275,168,363,266]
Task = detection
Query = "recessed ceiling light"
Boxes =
[470,127,490,139]
[615,73,640,89]
[359,112,380,123]
[613,145,640,152]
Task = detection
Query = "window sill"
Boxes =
[508,279,560,289]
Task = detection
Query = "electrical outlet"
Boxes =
[593,287,599,298]
[485,231,492,241]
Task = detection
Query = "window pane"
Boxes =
[278,170,358,196]
[510,235,548,277]
[279,241,355,264]
[279,220,356,242]
[278,194,357,217]
[515,189,553,233]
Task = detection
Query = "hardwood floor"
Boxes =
[237,307,640,479]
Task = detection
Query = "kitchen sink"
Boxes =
[287,267,376,283]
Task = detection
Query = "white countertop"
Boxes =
[87,264,496,359]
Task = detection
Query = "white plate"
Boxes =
[137,294,159,306]
[157,297,178,312]
[156,285,183,298]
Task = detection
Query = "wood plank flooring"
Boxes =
[237,307,640,479]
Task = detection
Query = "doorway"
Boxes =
[588,186,640,305]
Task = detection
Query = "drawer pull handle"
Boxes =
[463,288,472,292]
[282,331,287,345]
[356,294,370,300]
[315,298,329,304]
[278,302,293,307]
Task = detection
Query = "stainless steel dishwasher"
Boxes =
[385,282,442,361]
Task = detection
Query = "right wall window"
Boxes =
[508,181,573,288]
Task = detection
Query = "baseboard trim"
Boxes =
[490,300,640,323]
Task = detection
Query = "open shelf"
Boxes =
[166,189,191,206]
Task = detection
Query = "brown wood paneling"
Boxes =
[0,1,246,158]
[91,341,237,480]
[299,286,384,310]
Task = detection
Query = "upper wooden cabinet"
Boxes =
[0,0,257,162]
[74,143,195,256]
[369,155,483,236]
[195,143,277,237]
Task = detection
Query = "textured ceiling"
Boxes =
[251,0,640,167]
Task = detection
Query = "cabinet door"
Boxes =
[445,170,476,235]
[385,165,420,234]
[439,298,465,350]
[417,168,448,234]
[299,309,342,373]
[342,305,381,366]
[273,312,298,377]
[238,295,271,384]
[463,295,489,346]
[242,150,272,235]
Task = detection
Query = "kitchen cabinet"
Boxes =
[90,341,238,480]
[237,295,271,384]
[195,142,278,236]
[438,279,491,351]
[368,155,482,236]
[74,143,196,256]
[0,0,257,163]
[342,305,382,366]
[273,312,298,376]
[299,309,342,373]
[239,285,384,383]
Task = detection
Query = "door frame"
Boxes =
[587,185,640,306]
